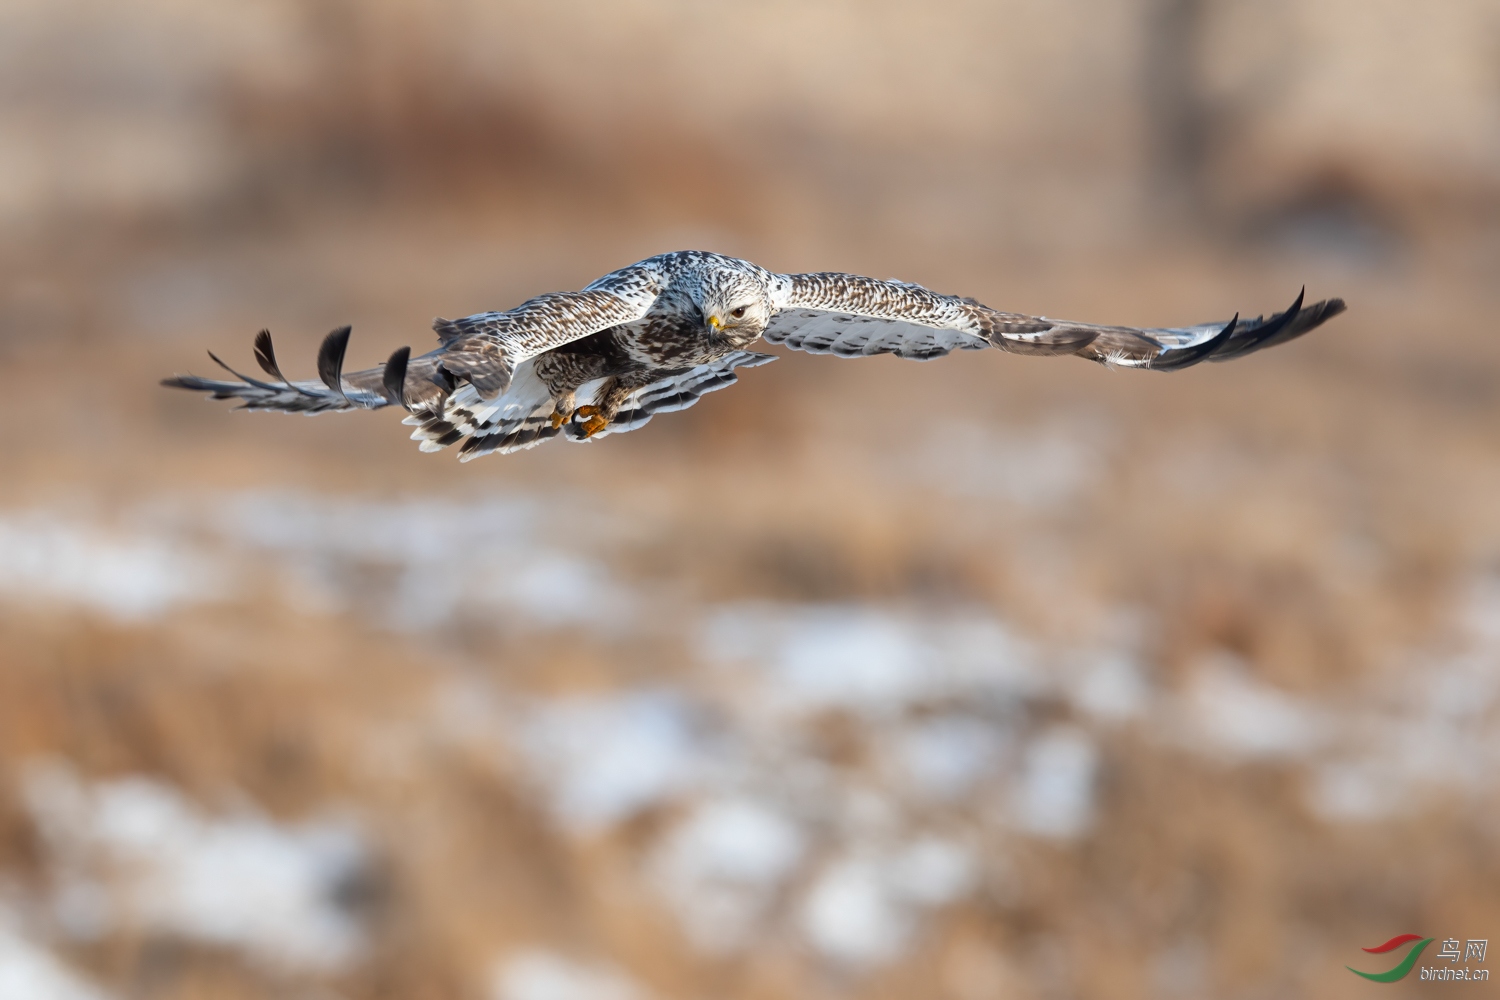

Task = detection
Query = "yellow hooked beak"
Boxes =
[707,315,723,332]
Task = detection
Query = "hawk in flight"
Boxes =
[164,251,1344,461]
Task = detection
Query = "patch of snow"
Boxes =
[213,492,534,564]
[472,550,635,631]
[518,691,705,834]
[699,604,1043,717]
[21,760,367,973]
[1305,758,1400,822]
[649,797,805,953]
[768,609,929,711]
[48,877,110,943]
[0,514,220,621]
[0,912,114,1000]
[1011,726,1097,839]
[800,855,913,967]
[1179,654,1325,760]
[212,491,636,633]
[1422,654,1500,722]
[1306,709,1499,823]
[1069,651,1150,723]
[491,949,646,1000]
[885,836,977,907]
[799,837,976,967]
[887,715,1007,802]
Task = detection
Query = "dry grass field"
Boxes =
[2,3,1500,998]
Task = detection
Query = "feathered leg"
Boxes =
[548,389,577,429]
[572,377,617,438]
[534,353,606,431]
[574,368,675,438]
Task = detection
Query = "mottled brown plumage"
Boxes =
[163,251,1345,460]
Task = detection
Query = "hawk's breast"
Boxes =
[616,313,727,368]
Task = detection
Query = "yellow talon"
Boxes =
[574,405,608,438]
[549,407,571,429]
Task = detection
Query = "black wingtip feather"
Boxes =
[253,330,282,380]
[383,346,411,410]
[251,329,321,396]
[1261,294,1345,351]
[317,326,352,402]
[1153,313,1237,370]
[1226,288,1303,359]
[1265,287,1306,337]
[1209,288,1344,361]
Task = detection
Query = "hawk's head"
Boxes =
[696,269,771,346]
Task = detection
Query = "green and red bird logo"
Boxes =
[1347,934,1433,982]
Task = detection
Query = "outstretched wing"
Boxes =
[162,262,665,415]
[161,326,400,414]
[767,272,1344,370]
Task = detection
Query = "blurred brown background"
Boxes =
[2,2,1500,998]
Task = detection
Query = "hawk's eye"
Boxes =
[731,306,747,319]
